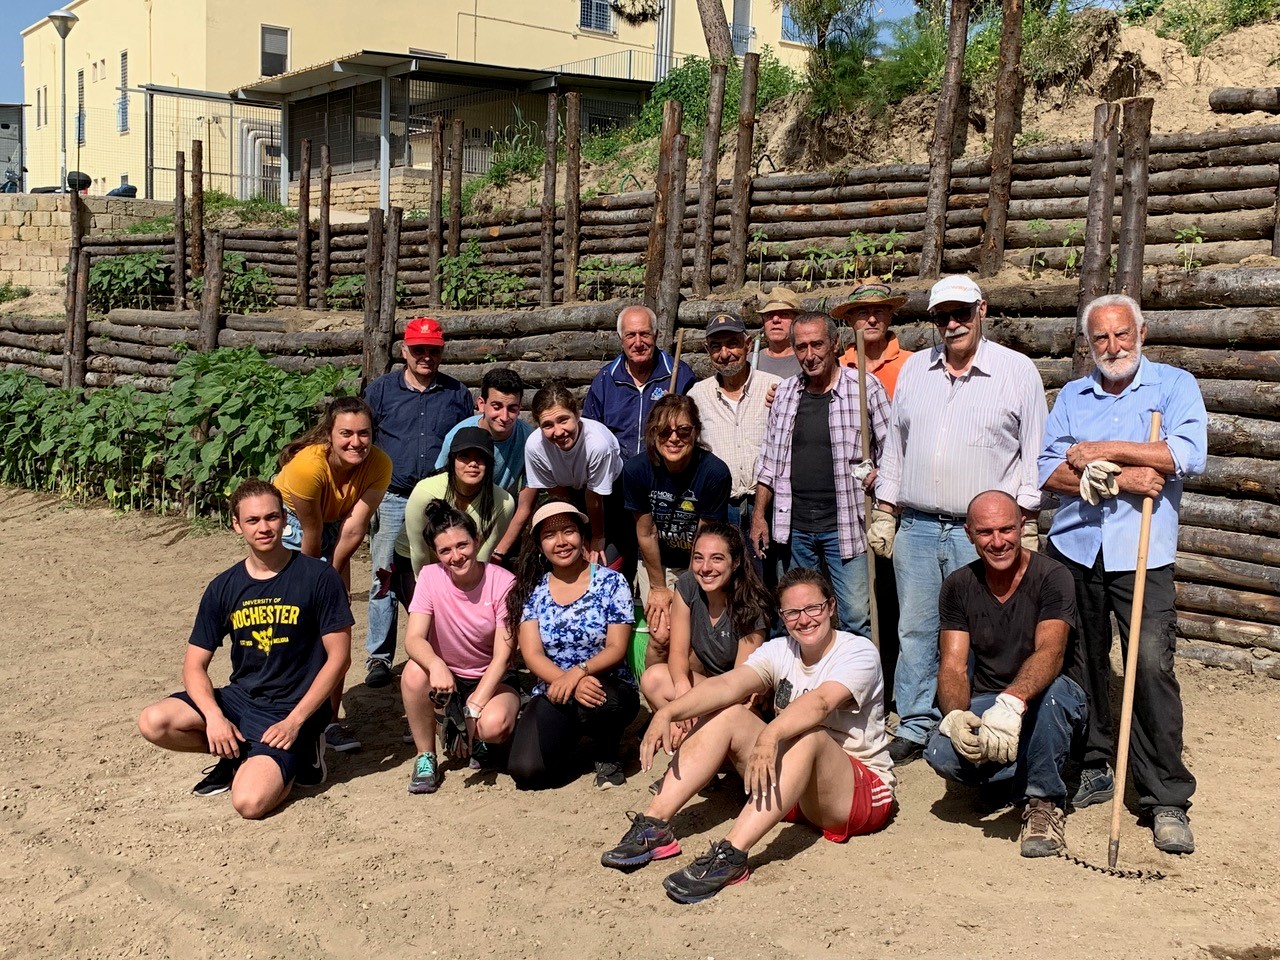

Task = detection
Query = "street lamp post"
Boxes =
[48,8,79,193]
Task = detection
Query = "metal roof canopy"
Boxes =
[232,51,653,211]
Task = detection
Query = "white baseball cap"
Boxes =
[928,275,984,310]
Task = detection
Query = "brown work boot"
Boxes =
[1019,798,1066,858]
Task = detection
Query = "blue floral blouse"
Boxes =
[522,564,635,695]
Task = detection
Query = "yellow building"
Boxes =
[22,1,810,202]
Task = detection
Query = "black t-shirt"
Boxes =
[938,551,1078,696]
[621,448,732,568]
[674,570,765,676]
[790,389,838,533]
[189,552,355,711]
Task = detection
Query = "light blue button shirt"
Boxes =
[435,415,534,496]
[1038,357,1207,572]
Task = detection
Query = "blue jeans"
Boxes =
[366,492,407,666]
[785,529,870,638]
[892,509,978,744]
[924,676,1088,804]
[281,508,339,558]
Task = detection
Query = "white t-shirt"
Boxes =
[745,630,894,789]
[523,417,623,496]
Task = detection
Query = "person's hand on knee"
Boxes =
[939,709,983,763]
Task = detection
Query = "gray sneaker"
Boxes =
[408,752,442,794]
[324,722,362,753]
[1152,806,1194,854]
[1071,764,1115,808]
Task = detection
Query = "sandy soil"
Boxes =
[1,487,1278,960]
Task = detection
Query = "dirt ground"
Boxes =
[1,488,1277,960]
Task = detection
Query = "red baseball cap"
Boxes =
[403,317,445,346]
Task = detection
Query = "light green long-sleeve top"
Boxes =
[393,473,516,577]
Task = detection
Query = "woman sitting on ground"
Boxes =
[391,426,515,605]
[621,394,732,665]
[400,502,520,795]
[506,501,638,790]
[522,383,626,568]
[274,395,391,753]
[600,568,895,905]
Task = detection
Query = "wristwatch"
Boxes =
[463,701,482,719]
[577,662,591,676]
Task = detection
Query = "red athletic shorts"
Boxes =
[783,753,895,842]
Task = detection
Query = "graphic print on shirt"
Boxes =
[230,596,301,655]
[774,677,795,713]
[651,488,701,555]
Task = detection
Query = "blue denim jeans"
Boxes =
[366,492,407,666]
[785,529,871,638]
[280,508,339,559]
[891,509,978,744]
[924,676,1088,804]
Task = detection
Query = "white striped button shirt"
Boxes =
[689,369,782,500]
[876,338,1047,517]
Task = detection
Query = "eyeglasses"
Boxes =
[930,306,975,326]
[407,345,442,357]
[779,598,833,623]
[658,424,695,441]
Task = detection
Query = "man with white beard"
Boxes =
[1038,294,1206,856]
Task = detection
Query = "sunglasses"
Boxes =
[930,306,975,326]
[659,424,695,441]
[407,344,442,357]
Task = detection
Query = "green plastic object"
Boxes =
[627,603,649,681]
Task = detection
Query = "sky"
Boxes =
[2,1,60,104]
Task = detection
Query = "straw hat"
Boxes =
[830,283,908,321]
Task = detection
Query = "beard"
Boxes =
[1095,341,1142,382]
[713,357,749,379]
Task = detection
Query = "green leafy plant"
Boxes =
[1174,225,1204,272]
[637,48,802,139]
[88,253,170,311]
[326,275,366,310]
[576,255,645,301]
[440,238,525,309]
[1060,222,1084,277]
[187,254,277,314]
[1024,218,1050,278]
[0,280,32,303]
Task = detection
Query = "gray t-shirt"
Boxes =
[756,350,802,379]
[674,570,763,675]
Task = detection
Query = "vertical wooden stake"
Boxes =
[1074,102,1122,377]
[726,52,759,293]
[564,91,582,303]
[362,207,386,385]
[199,230,225,352]
[378,207,403,375]
[978,0,1023,278]
[428,118,444,309]
[64,187,83,336]
[317,144,332,309]
[540,92,559,307]
[919,0,972,280]
[658,133,688,349]
[296,138,312,309]
[190,139,205,282]
[1116,97,1154,301]
[693,62,728,297]
[855,328,880,650]
[70,249,90,388]
[645,98,682,309]
[448,118,464,258]
[173,150,187,310]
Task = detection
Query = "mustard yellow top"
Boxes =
[272,443,393,523]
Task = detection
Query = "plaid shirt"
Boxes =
[756,365,891,558]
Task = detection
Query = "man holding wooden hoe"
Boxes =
[1039,294,1206,856]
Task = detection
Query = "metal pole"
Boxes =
[379,74,391,213]
[60,33,68,191]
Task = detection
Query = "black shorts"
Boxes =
[452,672,521,701]
[169,685,331,784]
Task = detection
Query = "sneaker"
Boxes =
[191,757,237,797]
[294,734,328,788]
[600,811,682,870]
[594,760,626,790]
[887,736,925,765]
[365,659,393,689]
[1152,806,1195,854]
[662,839,750,904]
[325,722,362,753]
[408,752,442,794]
[1019,798,1067,858]
[1071,764,1115,808]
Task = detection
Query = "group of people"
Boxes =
[137,274,1206,904]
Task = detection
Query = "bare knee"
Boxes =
[400,660,428,697]
[476,712,515,743]
[231,791,277,821]
[137,705,167,744]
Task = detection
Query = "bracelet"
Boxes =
[464,701,482,719]
[578,662,591,676]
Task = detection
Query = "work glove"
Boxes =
[978,693,1026,765]
[939,709,984,763]
[867,508,897,559]
[852,459,874,488]
[1021,519,1040,552]
[1078,460,1122,506]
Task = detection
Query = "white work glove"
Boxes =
[978,693,1026,765]
[939,709,984,763]
[1078,460,1121,506]
[867,508,897,559]
[851,459,874,488]
[1021,519,1040,552]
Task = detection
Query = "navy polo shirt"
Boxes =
[582,352,698,461]
[363,370,474,495]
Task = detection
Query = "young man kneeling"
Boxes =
[137,480,354,819]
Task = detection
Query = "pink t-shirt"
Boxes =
[408,563,515,679]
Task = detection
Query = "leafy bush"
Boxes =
[0,280,31,303]
[202,190,294,228]
[0,349,357,516]
[1127,0,1280,54]
[576,256,645,300]
[189,253,277,314]
[808,17,947,114]
[326,274,366,310]
[440,238,526,309]
[88,253,170,312]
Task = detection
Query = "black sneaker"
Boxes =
[325,722,362,753]
[1071,764,1115,808]
[594,760,626,790]
[192,757,237,797]
[887,736,925,765]
[601,812,682,870]
[662,840,750,904]
[294,734,327,788]
[365,659,393,689]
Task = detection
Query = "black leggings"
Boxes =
[507,673,639,789]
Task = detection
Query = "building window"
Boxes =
[76,70,85,145]
[34,88,42,128]
[117,51,129,133]
[579,0,613,33]
[781,3,817,44]
[261,25,289,77]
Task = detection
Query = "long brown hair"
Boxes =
[694,521,774,638]
[643,393,704,468]
[279,396,374,468]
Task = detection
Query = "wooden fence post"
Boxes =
[1074,102,1122,376]
[199,230,225,352]
[191,139,205,282]
[658,133,689,348]
[920,0,972,279]
[1273,163,1280,258]
[378,207,403,375]
[362,207,386,384]
[645,98,683,309]
[726,52,759,293]
[296,138,311,309]
[978,0,1023,278]
[563,91,582,303]
[173,150,187,310]
[449,118,464,258]
[1116,97,1154,300]
[693,62,728,297]
[429,118,444,308]
[540,92,559,307]
[70,249,90,388]
[317,143,332,309]
[64,187,83,327]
